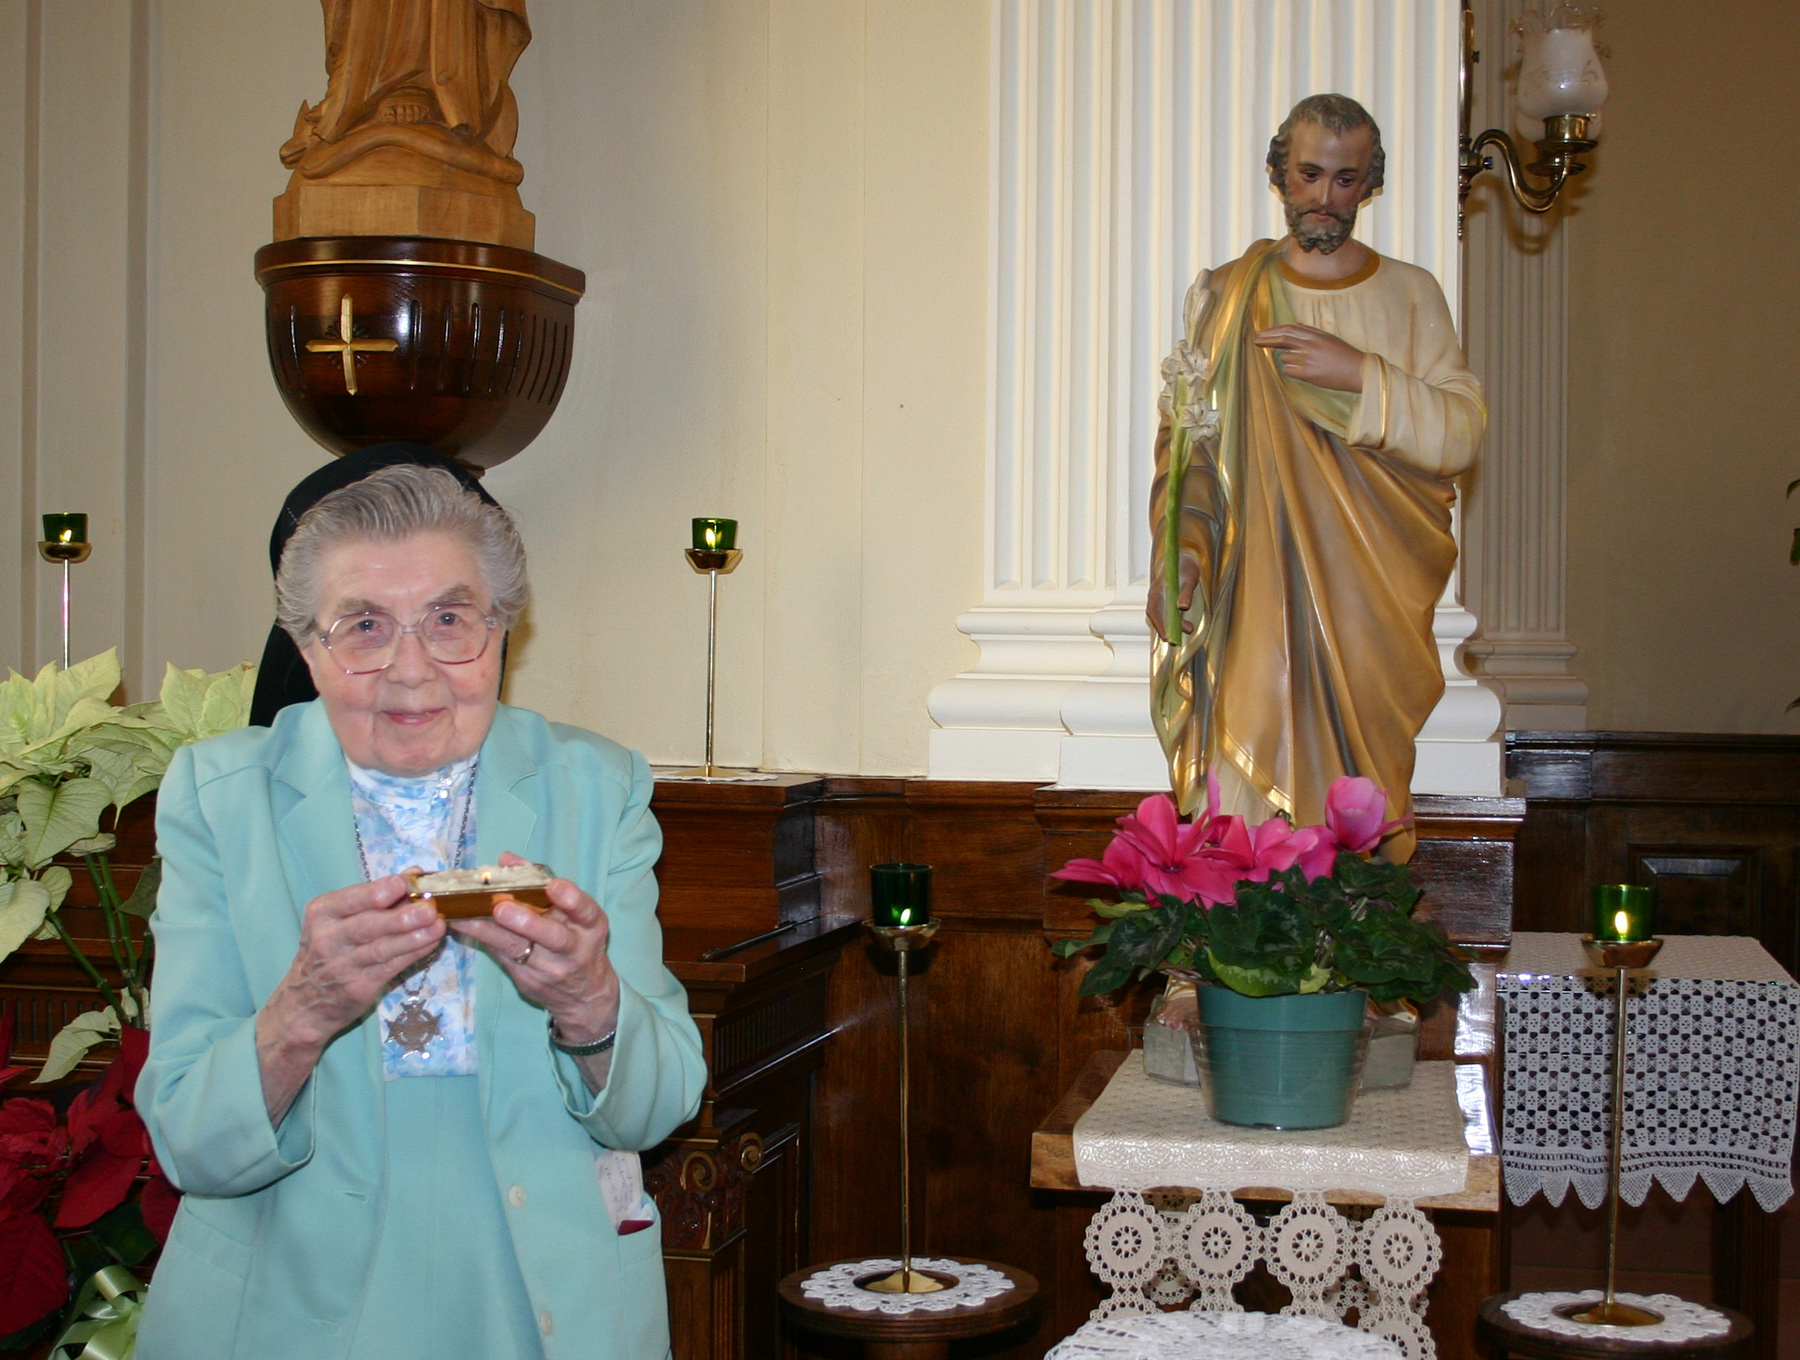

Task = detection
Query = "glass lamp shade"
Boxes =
[1515,9,1609,120]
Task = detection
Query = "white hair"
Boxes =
[275,464,530,644]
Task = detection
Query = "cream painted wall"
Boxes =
[1563,0,1800,732]
[0,0,986,775]
[19,0,1795,757]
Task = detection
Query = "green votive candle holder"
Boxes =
[871,863,932,928]
[42,513,87,546]
[692,518,738,552]
[1591,884,1656,943]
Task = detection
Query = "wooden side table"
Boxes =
[778,1258,1039,1360]
[1475,1292,1753,1360]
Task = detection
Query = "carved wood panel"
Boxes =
[1629,847,1760,940]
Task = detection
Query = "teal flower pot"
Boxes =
[1190,987,1370,1130]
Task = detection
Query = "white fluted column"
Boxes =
[929,0,1502,794]
[1460,0,1587,731]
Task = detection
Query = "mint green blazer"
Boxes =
[135,701,707,1360]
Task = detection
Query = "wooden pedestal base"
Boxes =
[778,1259,1039,1360]
[1476,1291,1753,1359]
[273,182,536,251]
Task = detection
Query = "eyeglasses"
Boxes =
[315,605,499,675]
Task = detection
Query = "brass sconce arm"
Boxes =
[1460,114,1598,219]
[1456,0,1603,235]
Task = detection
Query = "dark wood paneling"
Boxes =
[653,776,826,934]
[1510,731,1800,972]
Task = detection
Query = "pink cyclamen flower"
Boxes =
[1054,792,1237,903]
[1288,824,1340,879]
[1323,776,1407,853]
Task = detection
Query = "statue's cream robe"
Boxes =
[1150,242,1484,861]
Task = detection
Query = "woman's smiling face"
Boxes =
[302,531,503,776]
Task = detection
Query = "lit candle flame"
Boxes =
[482,870,492,886]
[58,528,72,544]
[1613,909,1631,938]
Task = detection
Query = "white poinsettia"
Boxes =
[1158,341,1220,441]
[0,651,255,980]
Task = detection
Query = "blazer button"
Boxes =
[539,1311,554,1336]
[508,1184,527,1208]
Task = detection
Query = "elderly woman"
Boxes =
[135,466,706,1360]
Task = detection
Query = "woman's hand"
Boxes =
[258,875,445,1124]
[452,853,621,1050]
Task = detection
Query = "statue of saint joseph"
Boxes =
[1148,94,1485,863]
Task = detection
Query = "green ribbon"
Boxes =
[50,1265,147,1360]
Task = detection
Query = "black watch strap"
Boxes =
[549,1018,618,1057]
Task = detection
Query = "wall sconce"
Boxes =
[1458,1,1610,234]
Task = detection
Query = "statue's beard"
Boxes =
[1284,198,1357,254]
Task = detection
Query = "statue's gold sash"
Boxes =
[1151,241,1456,861]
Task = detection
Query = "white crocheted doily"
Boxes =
[799,1258,1015,1314]
[1046,1310,1402,1360]
[1499,1291,1733,1343]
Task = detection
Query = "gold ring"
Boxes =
[515,942,535,965]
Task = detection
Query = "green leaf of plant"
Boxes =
[38,865,72,911]
[0,804,26,866]
[1206,955,1300,997]
[90,1202,159,1267]
[0,877,52,963]
[1094,898,1152,920]
[34,1007,119,1083]
[16,776,111,868]
[153,662,256,746]
[1077,949,1140,997]
[119,857,161,919]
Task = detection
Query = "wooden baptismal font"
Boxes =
[255,0,583,468]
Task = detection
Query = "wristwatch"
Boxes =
[549,1017,617,1057]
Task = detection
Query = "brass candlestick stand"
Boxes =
[1557,934,1666,1328]
[864,918,945,1295]
[672,544,754,780]
[38,530,93,670]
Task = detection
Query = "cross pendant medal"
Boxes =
[387,995,443,1055]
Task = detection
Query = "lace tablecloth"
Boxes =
[1073,1057,1470,1198]
[1047,1311,1402,1360]
[1067,1059,1476,1360]
[1498,932,1800,1211]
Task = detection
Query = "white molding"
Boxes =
[1460,0,1587,733]
[930,0,1500,794]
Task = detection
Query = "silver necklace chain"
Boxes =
[352,758,478,998]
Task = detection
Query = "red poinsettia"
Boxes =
[0,1010,181,1338]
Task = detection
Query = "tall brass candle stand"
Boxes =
[865,919,943,1294]
[865,861,946,1295]
[38,514,92,670]
[1560,931,1665,1328]
[673,518,758,780]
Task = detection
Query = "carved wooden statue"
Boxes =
[274,0,536,249]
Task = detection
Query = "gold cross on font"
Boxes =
[305,295,399,395]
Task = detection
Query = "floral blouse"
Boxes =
[347,756,480,1079]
